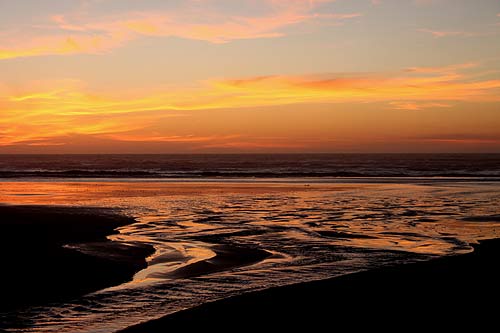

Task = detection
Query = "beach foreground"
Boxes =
[0,205,153,314]
[121,238,500,331]
[1,180,499,332]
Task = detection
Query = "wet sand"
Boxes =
[153,245,271,280]
[1,181,499,332]
[0,205,154,313]
[121,238,500,331]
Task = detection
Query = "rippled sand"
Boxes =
[1,180,499,332]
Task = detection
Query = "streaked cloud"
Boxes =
[214,64,500,106]
[389,101,452,111]
[417,28,473,38]
[1,62,499,148]
[405,63,478,73]
[0,0,361,60]
[412,133,500,144]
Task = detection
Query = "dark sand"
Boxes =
[122,239,500,331]
[0,205,154,313]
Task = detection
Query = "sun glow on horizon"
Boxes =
[1,0,499,153]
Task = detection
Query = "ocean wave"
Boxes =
[0,154,499,179]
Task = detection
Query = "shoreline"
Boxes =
[0,205,154,315]
[2,176,500,184]
[121,238,500,331]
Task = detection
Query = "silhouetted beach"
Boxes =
[121,238,500,331]
[0,205,153,316]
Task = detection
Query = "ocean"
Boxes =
[1,154,499,332]
[1,154,500,179]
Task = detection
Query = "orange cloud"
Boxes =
[0,0,360,60]
[104,133,238,143]
[413,134,500,145]
[199,141,307,150]
[389,101,452,111]
[2,63,500,114]
[214,64,500,105]
[1,63,499,147]
[0,33,129,60]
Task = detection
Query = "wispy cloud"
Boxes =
[1,62,499,147]
[4,62,497,117]
[389,101,452,111]
[0,34,126,60]
[417,28,473,38]
[412,133,500,144]
[405,62,478,73]
[214,64,500,106]
[0,0,361,60]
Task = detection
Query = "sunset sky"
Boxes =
[1,0,499,153]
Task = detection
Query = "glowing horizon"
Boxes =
[1,0,500,153]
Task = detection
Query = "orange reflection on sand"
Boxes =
[0,181,354,205]
[2,180,500,332]
[1,181,499,264]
